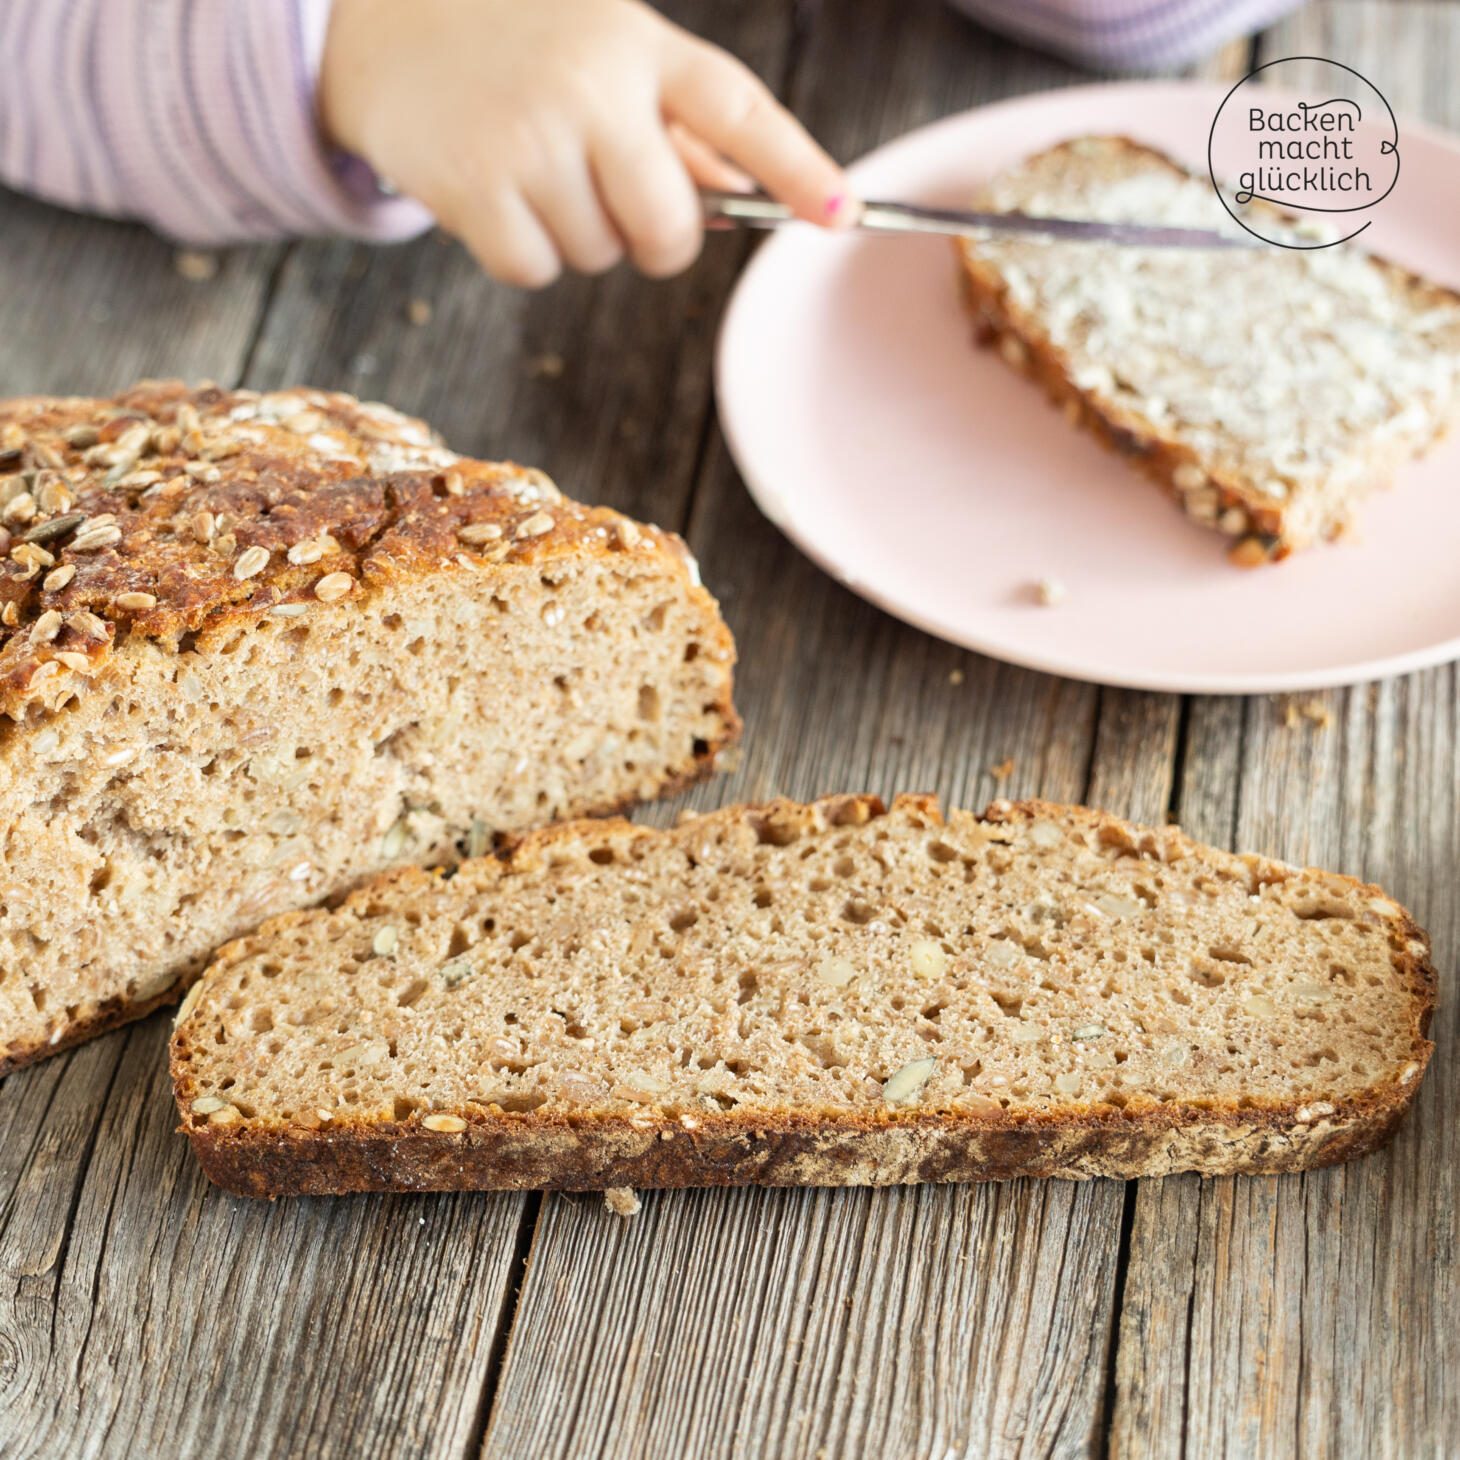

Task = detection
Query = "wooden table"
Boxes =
[2,3,1456,1455]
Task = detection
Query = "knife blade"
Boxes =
[702,190,1258,250]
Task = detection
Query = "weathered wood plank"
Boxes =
[1111,7,1460,1453]
[0,193,279,398]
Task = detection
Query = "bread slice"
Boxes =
[956,137,1460,563]
[170,794,1434,1198]
[0,381,737,1074]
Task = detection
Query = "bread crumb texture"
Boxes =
[958,137,1460,559]
[171,795,1434,1197]
[0,381,737,1072]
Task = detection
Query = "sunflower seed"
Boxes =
[515,510,555,539]
[30,609,63,643]
[115,591,157,611]
[883,1057,937,1105]
[372,926,399,958]
[54,651,91,673]
[42,564,76,592]
[314,571,354,602]
[270,602,307,617]
[458,521,504,546]
[67,610,108,640]
[233,545,270,580]
[3,492,37,524]
[22,511,84,544]
[286,539,326,565]
[190,1095,229,1115]
[422,1113,466,1133]
[71,524,122,553]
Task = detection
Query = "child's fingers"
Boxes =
[663,46,851,225]
[524,160,625,275]
[667,122,754,194]
[590,125,703,277]
[454,189,562,290]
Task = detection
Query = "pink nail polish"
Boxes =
[824,193,846,220]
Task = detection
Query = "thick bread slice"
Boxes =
[956,137,1460,563]
[171,794,1434,1198]
[0,382,737,1074]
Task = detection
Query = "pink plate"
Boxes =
[716,82,1460,694]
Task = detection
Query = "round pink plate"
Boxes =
[715,82,1460,694]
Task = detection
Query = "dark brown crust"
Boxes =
[0,380,731,721]
[171,794,1436,1199]
[954,137,1460,565]
[184,1092,1413,1201]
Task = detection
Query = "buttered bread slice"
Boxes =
[172,795,1433,1197]
[0,382,737,1074]
[957,137,1460,563]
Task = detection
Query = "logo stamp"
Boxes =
[1208,57,1400,249]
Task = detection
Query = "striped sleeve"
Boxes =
[0,0,433,246]
[945,0,1303,72]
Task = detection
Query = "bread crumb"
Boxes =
[715,744,744,774]
[527,352,565,380]
[174,250,219,283]
[406,298,433,327]
[1035,578,1066,607]
[990,758,1015,783]
[1284,698,1334,730]
[604,1186,641,1217]
[948,668,965,686]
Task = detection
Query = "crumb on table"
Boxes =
[604,1186,641,1218]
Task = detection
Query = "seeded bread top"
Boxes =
[0,381,703,723]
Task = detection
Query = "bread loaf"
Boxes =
[171,794,1433,1198]
[0,382,737,1073]
[956,137,1460,563]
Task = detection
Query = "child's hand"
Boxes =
[321,0,853,288]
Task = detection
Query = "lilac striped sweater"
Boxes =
[0,0,1298,248]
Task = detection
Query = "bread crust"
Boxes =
[955,137,1460,564]
[172,794,1435,1199]
[0,380,733,722]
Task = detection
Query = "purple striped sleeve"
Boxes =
[0,0,432,246]
[946,0,1303,71]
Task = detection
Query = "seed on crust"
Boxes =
[54,651,91,673]
[314,571,355,602]
[287,539,327,566]
[233,545,270,580]
[23,511,85,544]
[116,591,158,611]
[67,610,109,640]
[614,519,641,550]
[30,609,63,643]
[43,564,77,592]
[70,523,123,553]
[458,521,504,546]
[422,1113,467,1133]
[3,492,37,524]
[515,511,555,539]
[1229,536,1269,568]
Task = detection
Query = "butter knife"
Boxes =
[702,190,1257,250]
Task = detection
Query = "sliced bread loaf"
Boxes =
[956,137,1460,563]
[171,794,1434,1197]
[0,381,737,1074]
